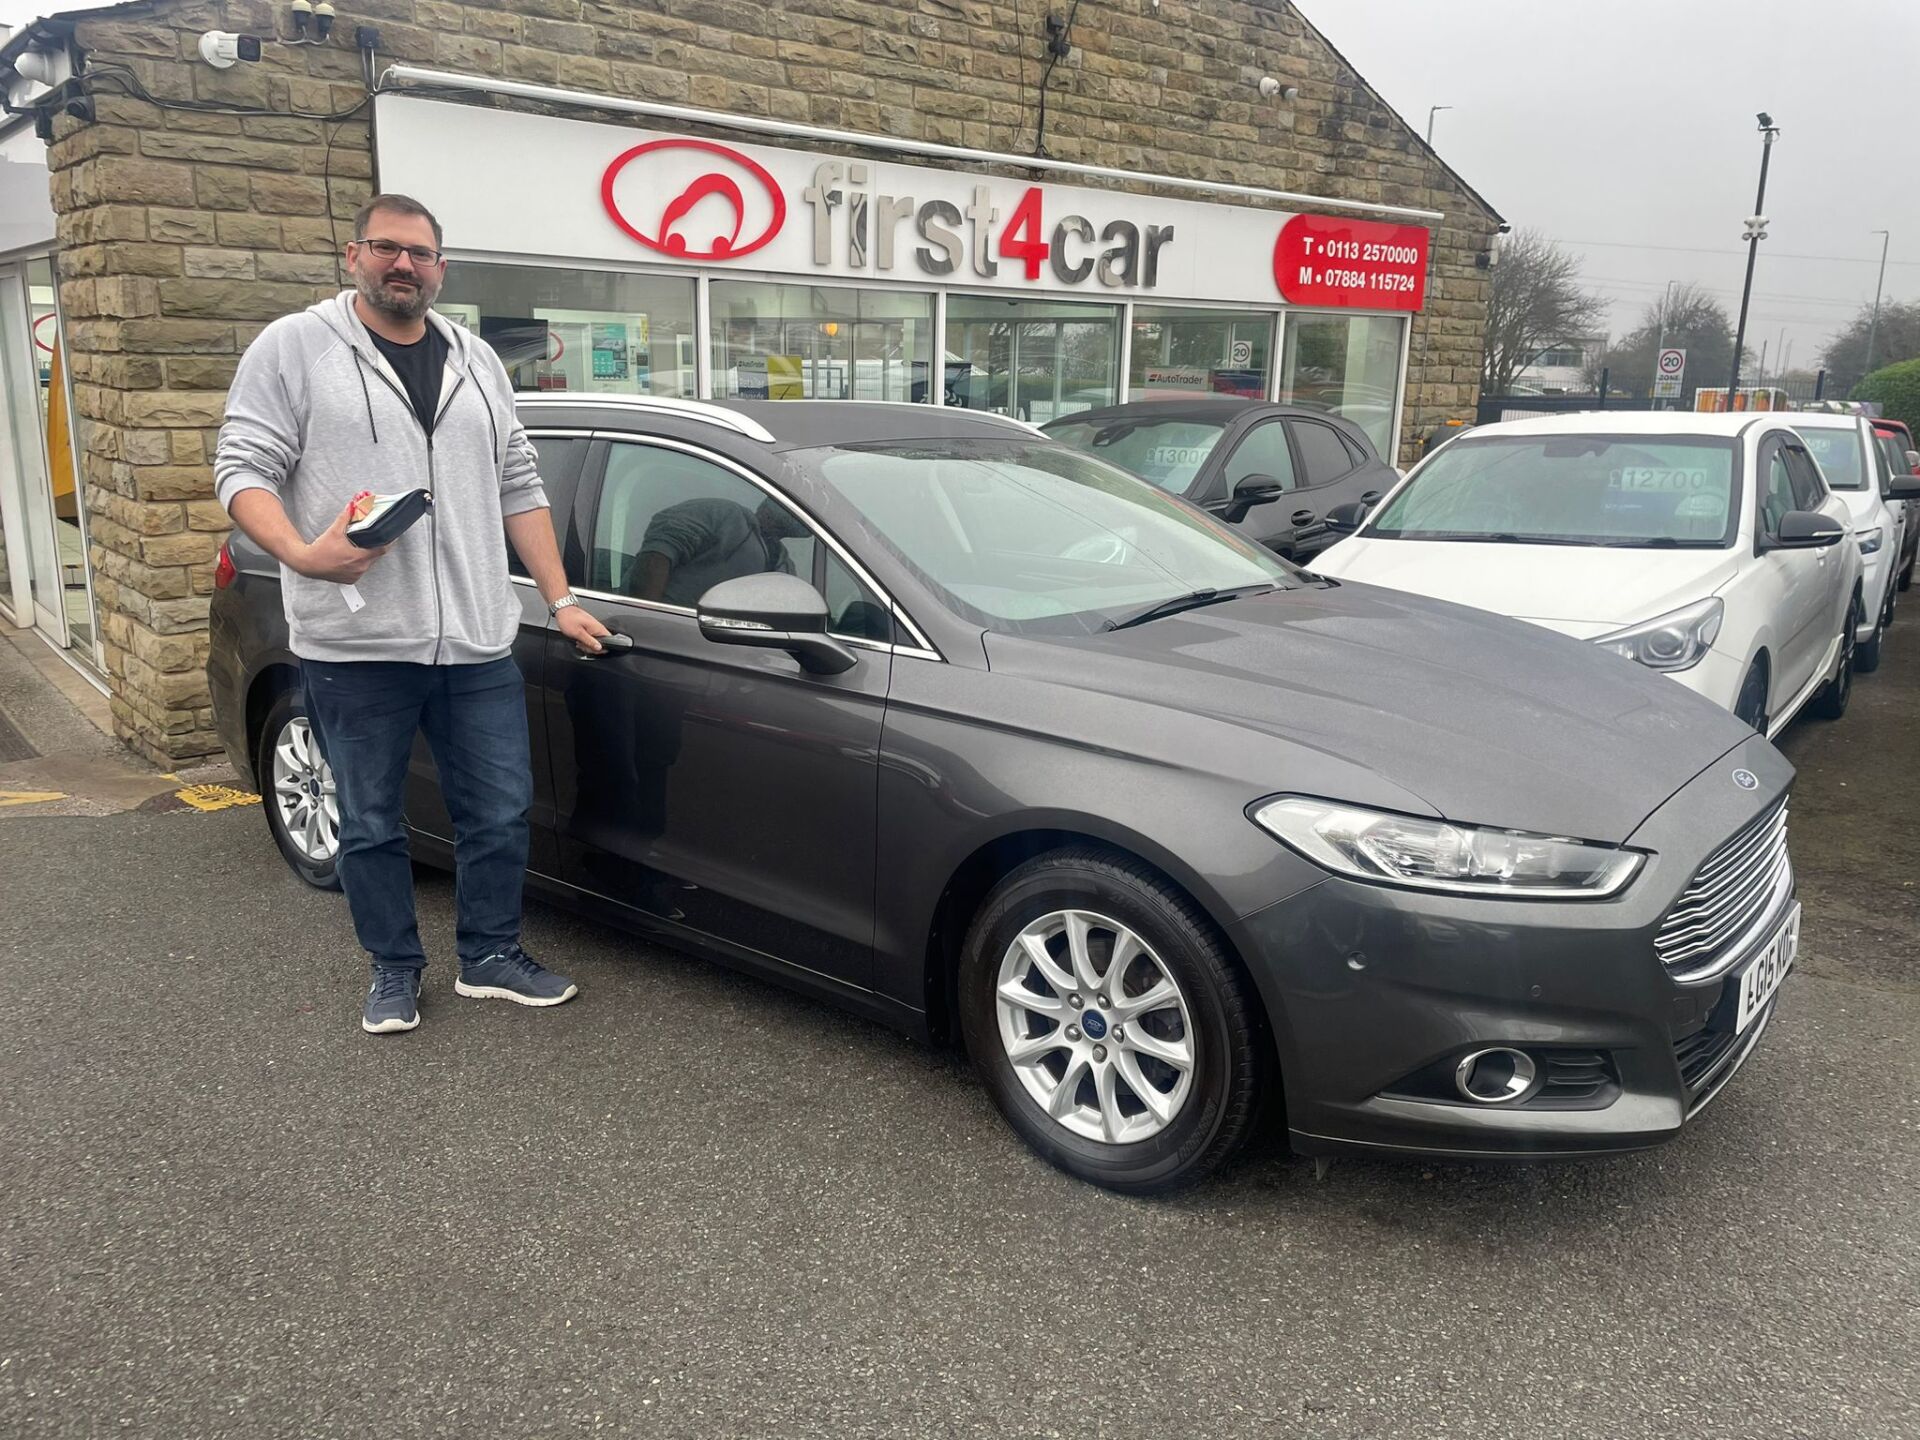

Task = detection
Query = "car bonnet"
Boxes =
[982,579,1755,845]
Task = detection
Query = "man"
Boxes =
[215,193,610,1035]
[631,495,808,604]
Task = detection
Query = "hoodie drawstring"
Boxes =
[352,349,380,445]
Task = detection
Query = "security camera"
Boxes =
[198,31,263,68]
[1756,111,1773,128]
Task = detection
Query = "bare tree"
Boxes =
[1481,230,1608,395]
[1590,283,1738,403]
[1819,299,1920,396]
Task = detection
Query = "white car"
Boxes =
[1789,412,1910,671]
[1312,412,1874,737]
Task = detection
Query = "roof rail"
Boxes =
[514,393,776,444]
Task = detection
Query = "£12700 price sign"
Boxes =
[1273,215,1431,312]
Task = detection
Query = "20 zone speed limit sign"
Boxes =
[1655,348,1686,397]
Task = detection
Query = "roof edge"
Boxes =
[1284,1,1506,227]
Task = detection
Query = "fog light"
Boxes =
[1453,1047,1539,1104]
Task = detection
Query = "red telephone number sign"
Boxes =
[1273,215,1430,311]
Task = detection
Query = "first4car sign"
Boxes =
[378,94,1432,312]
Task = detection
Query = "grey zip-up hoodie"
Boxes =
[214,291,548,665]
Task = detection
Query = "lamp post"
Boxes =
[1426,105,1453,146]
[1864,228,1891,378]
[1727,113,1780,407]
[1656,279,1680,410]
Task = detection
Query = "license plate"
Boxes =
[1736,903,1800,1034]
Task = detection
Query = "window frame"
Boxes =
[1286,416,1365,489]
[1781,438,1828,513]
[1754,432,1800,545]
[566,431,939,658]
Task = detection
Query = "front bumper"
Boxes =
[1230,733,1795,1159]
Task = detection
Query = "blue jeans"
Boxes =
[302,658,533,973]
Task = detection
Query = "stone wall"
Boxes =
[41,0,1498,762]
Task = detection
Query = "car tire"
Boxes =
[958,846,1266,1195]
[1813,598,1860,719]
[1899,554,1913,592]
[1855,593,1885,675]
[1732,659,1769,732]
[256,686,343,891]
[1881,576,1897,630]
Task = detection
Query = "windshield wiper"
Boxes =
[1105,583,1277,631]
[1420,532,1595,547]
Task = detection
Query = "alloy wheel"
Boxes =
[270,716,340,865]
[994,909,1197,1144]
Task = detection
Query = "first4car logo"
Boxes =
[600,138,787,261]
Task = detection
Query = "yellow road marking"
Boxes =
[173,784,261,812]
[0,790,68,808]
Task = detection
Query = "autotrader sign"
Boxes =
[376,94,1432,310]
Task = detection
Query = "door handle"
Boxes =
[574,632,635,658]
[1361,490,1382,503]
[1291,508,1316,527]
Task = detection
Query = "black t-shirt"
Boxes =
[369,325,449,434]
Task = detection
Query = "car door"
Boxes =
[1208,419,1302,554]
[1282,416,1391,559]
[1783,436,1853,672]
[1753,432,1829,699]
[543,432,894,990]
[402,429,589,877]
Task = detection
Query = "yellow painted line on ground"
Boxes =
[173,784,261,813]
[0,790,68,807]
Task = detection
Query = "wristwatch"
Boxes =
[549,593,580,618]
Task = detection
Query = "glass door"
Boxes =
[0,261,66,638]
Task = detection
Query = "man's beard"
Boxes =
[356,268,435,320]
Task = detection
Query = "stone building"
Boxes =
[0,0,1501,763]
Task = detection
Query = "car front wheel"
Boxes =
[1856,589,1886,674]
[257,687,342,890]
[958,847,1265,1195]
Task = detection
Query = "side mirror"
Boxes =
[1218,473,1285,524]
[1888,473,1920,500]
[696,572,857,674]
[1324,501,1371,534]
[1768,510,1846,549]
[1905,449,1920,471]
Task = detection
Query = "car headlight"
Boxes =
[1251,797,1644,898]
[1856,526,1884,555]
[1592,596,1723,673]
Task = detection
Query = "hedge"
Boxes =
[1852,358,1920,434]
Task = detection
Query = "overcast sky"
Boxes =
[7,0,1914,377]
[1311,0,1920,378]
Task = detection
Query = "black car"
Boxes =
[210,397,1796,1194]
[1041,397,1400,561]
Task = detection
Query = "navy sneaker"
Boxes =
[362,966,422,1034]
[455,945,578,1008]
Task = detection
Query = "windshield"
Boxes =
[1794,425,1866,490]
[800,438,1298,636]
[1366,434,1740,547]
[1041,415,1229,494]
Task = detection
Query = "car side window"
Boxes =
[1221,421,1298,493]
[510,435,584,578]
[822,551,894,644]
[1290,419,1358,487]
[591,442,811,608]
[1782,443,1826,512]
[1758,441,1796,537]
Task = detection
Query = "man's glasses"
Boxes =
[356,237,445,267]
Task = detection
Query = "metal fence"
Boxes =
[1478,370,1837,426]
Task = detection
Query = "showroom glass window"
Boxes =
[438,262,697,398]
[946,295,1121,425]
[709,281,933,403]
[1128,306,1273,402]
[1279,313,1406,455]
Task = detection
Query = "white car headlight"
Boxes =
[1251,797,1644,898]
[1856,526,1884,555]
[1593,597,1724,673]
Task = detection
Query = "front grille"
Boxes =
[1655,798,1791,978]
[1537,1050,1615,1103]
[1674,1023,1739,1091]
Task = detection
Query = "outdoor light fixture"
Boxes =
[1257,77,1299,102]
